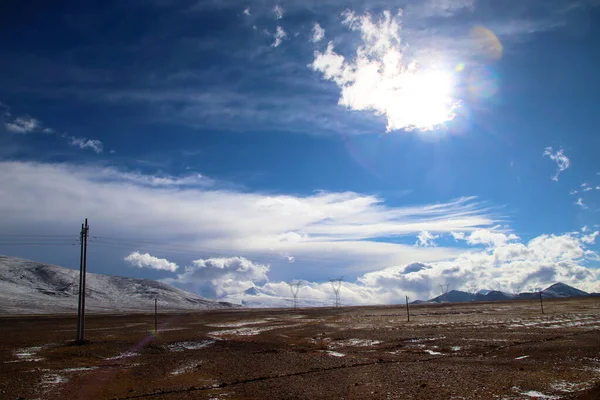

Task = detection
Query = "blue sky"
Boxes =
[1,0,600,303]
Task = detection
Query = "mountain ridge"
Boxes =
[0,255,235,314]
[419,282,590,304]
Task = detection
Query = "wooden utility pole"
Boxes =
[154,298,158,334]
[539,291,544,314]
[76,218,89,344]
[406,295,410,322]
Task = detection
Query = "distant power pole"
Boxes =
[76,218,89,344]
[539,291,544,314]
[288,282,301,309]
[438,284,449,302]
[406,295,410,322]
[329,278,343,307]
[154,298,158,334]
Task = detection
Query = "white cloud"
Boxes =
[575,198,587,209]
[356,231,600,301]
[273,5,284,20]
[543,147,570,181]
[583,187,593,192]
[450,231,465,241]
[0,161,495,281]
[272,26,287,47]
[581,231,599,245]
[69,137,104,153]
[243,7,250,16]
[124,251,179,272]
[416,231,439,247]
[42,128,55,134]
[570,189,579,195]
[230,229,600,306]
[466,229,519,247]
[166,257,269,298]
[311,10,460,131]
[310,23,325,42]
[5,116,39,133]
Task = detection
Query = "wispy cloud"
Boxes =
[273,5,284,20]
[4,116,39,133]
[69,136,104,153]
[125,251,179,272]
[575,198,588,209]
[272,26,287,47]
[0,161,497,280]
[310,23,325,42]
[243,7,250,16]
[543,146,570,181]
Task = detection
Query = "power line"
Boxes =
[91,236,358,263]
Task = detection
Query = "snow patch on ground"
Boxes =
[206,320,269,328]
[14,346,44,362]
[515,355,530,360]
[511,387,559,399]
[406,337,445,343]
[520,390,559,399]
[208,323,302,337]
[41,373,68,386]
[451,346,461,352]
[326,351,345,357]
[332,339,382,348]
[424,349,443,355]
[171,361,202,375]
[550,381,591,393]
[104,351,139,360]
[166,340,215,352]
[61,366,99,372]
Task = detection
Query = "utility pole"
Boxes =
[76,218,89,344]
[539,291,544,314]
[406,295,410,322]
[154,298,158,334]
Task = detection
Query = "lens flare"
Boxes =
[468,66,499,99]
[471,26,503,61]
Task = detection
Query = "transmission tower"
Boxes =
[329,277,343,307]
[288,281,301,309]
[438,283,449,302]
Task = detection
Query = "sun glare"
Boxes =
[380,68,458,132]
[312,10,461,132]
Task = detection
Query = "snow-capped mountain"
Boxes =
[0,255,234,314]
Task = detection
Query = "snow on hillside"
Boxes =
[0,255,234,314]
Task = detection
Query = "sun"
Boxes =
[383,68,458,132]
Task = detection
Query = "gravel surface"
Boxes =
[1,298,599,399]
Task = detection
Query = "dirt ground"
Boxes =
[1,298,599,400]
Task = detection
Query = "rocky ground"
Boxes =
[1,298,599,400]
